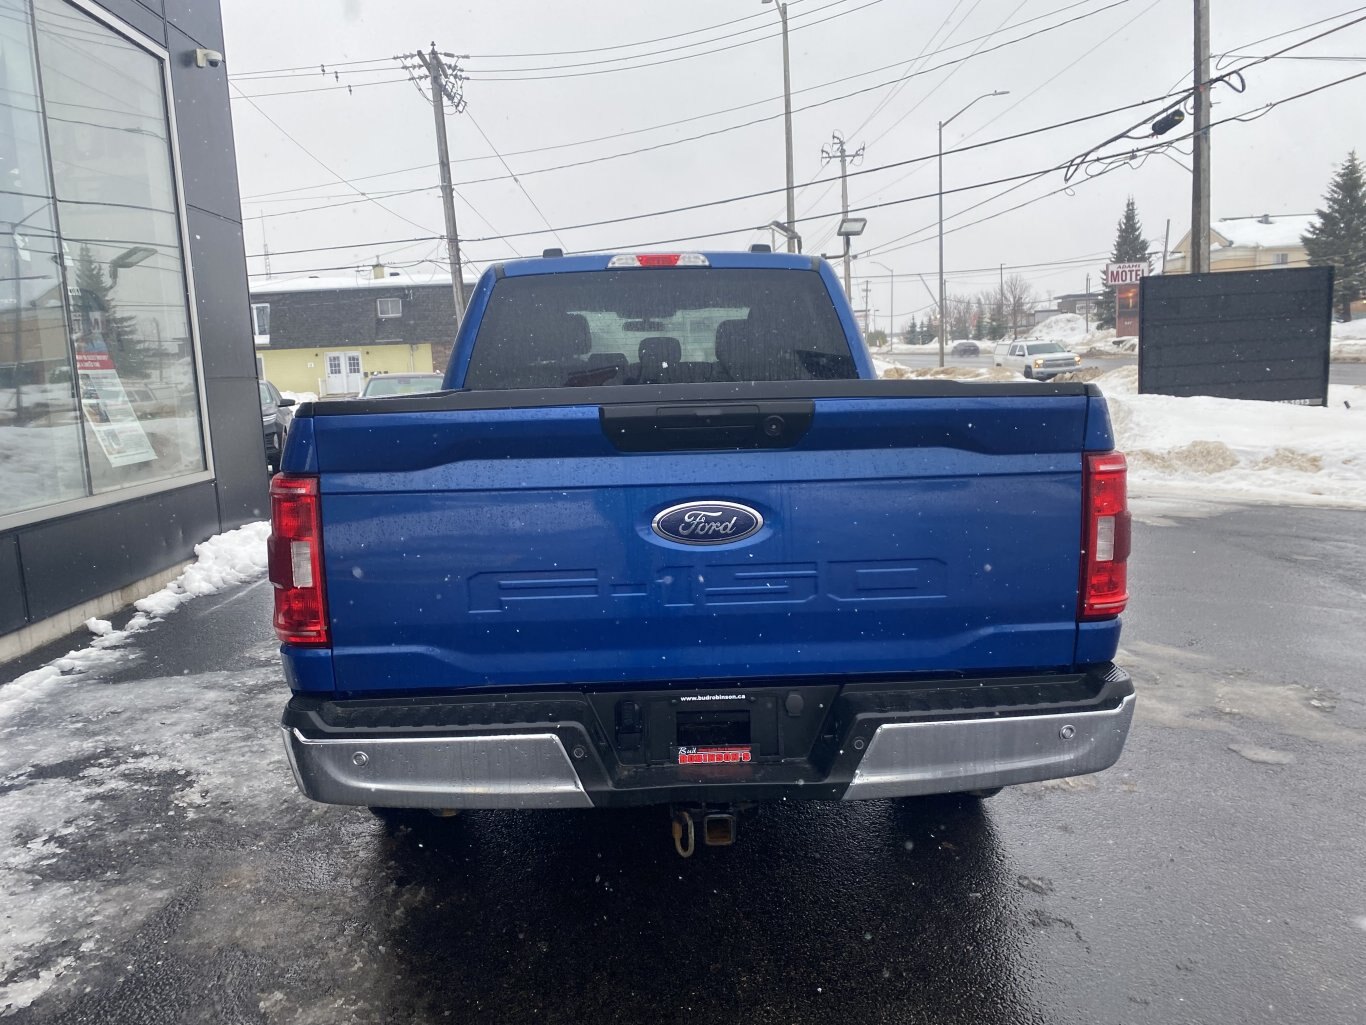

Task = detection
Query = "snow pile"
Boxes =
[281,390,318,405]
[878,362,1027,382]
[134,521,271,618]
[1027,313,1088,341]
[0,522,270,714]
[1096,366,1366,507]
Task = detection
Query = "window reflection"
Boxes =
[0,0,207,521]
[0,0,87,516]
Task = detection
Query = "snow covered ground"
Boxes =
[1332,319,1366,362]
[1100,367,1366,508]
[0,522,270,716]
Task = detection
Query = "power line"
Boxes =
[243,70,1365,269]
[232,0,829,77]
[553,69,1366,255]
[462,0,853,73]
[230,84,435,236]
[868,68,1366,260]
[245,88,1203,236]
[237,0,1144,200]
[230,55,399,78]
[464,109,566,250]
[229,77,414,100]
[461,0,887,81]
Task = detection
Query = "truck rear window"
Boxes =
[464,268,857,389]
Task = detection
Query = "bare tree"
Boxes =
[1001,274,1035,339]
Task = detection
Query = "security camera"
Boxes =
[195,48,223,68]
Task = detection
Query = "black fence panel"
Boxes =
[1138,267,1333,405]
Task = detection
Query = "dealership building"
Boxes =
[1,0,263,660]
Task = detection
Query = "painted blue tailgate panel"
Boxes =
[313,396,1092,694]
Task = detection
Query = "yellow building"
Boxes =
[250,265,466,397]
[1164,214,1313,275]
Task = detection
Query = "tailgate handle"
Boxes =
[601,400,814,452]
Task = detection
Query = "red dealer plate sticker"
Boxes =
[678,746,752,765]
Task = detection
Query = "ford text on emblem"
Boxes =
[651,501,764,546]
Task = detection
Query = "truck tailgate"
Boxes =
[309,387,1098,693]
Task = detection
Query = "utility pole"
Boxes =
[1162,218,1172,273]
[1084,272,1091,332]
[404,44,468,321]
[869,260,894,344]
[938,90,1008,367]
[764,0,797,252]
[258,214,272,279]
[861,280,872,334]
[1191,0,1211,275]
[821,132,864,300]
[999,263,1004,339]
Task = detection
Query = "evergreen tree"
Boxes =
[74,245,145,377]
[1098,197,1148,330]
[1302,151,1366,321]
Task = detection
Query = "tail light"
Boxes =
[1080,452,1131,619]
[268,474,329,646]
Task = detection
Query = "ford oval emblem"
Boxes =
[652,501,764,546]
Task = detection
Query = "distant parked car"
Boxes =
[950,341,981,356]
[993,340,1082,380]
[358,372,445,398]
[259,379,295,470]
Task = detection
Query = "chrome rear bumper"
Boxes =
[842,692,1136,800]
[281,667,1135,809]
[283,729,592,809]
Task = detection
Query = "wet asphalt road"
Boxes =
[2,501,1364,1024]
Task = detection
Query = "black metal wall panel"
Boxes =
[204,376,270,527]
[98,0,166,42]
[20,483,219,623]
[1138,268,1333,405]
[168,24,240,224]
[0,537,27,636]
[188,208,256,380]
[164,0,222,51]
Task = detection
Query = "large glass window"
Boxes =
[0,0,206,523]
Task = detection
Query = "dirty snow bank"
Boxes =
[0,522,270,713]
[876,360,1024,382]
[1332,320,1366,362]
[1097,366,1366,507]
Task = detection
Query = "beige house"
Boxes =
[1164,214,1313,274]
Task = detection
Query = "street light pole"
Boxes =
[764,0,797,252]
[870,260,894,346]
[937,90,1008,367]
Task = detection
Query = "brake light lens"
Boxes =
[607,253,709,268]
[268,474,329,646]
[1080,452,1130,619]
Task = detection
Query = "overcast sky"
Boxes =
[221,0,1366,327]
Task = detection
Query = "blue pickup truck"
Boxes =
[268,250,1134,851]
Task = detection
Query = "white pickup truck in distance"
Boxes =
[994,340,1083,379]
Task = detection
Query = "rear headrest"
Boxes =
[638,336,681,366]
[714,319,749,365]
